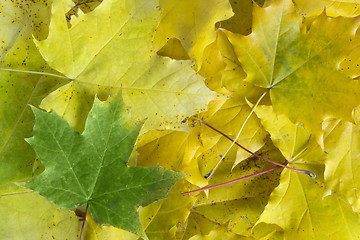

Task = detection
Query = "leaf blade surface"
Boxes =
[225,0,360,145]
[27,95,185,237]
[37,0,217,132]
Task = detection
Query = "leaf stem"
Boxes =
[205,90,269,179]
[0,68,71,80]
[182,166,282,195]
[199,120,315,178]
[79,204,88,240]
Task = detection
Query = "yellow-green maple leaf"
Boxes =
[252,104,311,161]
[134,98,268,238]
[196,30,267,168]
[143,180,197,240]
[136,97,267,188]
[188,226,247,240]
[36,0,217,132]
[83,201,163,240]
[191,140,283,238]
[0,0,63,186]
[198,32,228,95]
[152,0,233,69]
[254,168,360,239]
[0,184,81,239]
[137,129,209,187]
[199,99,267,169]
[215,29,266,103]
[293,0,360,17]
[84,214,138,240]
[322,119,360,212]
[224,0,360,147]
[217,0,261,36]
[354,106,360,125]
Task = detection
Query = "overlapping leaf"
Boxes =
[136,97,268,188]
[293,0,360,17]
[36,0,217,133]
[26,95,185,238]
[191,140,283,238]
[133,28,272,238]
[188,226,245,240]
[83,200,163,240]
[143,180,197,239]
[135,29,269,183]
[136,129,209,187]
[254,168,360,239]
[2,0,360,239]
[0,184,81,239]
[196,30,267,168]
[322,119,360,212]
[0,0,64,186]
[252,104,311,160]
[152,0,233,68]
[224,0,360,146]
[216,0,264,35]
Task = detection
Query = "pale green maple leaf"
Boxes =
[35,0,217,132]
[0,0,63,186]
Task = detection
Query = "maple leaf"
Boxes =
[84,212,139,239]
[224,0,360,147]
[26,94,185,238]
[187,226,241,240]
[293,0,360,17]
[254,168,360,239]
[36,0,217,133]
[188,139,283,238]
[322,119,360,212]
[140,180,197,239]
[216,0,261,36]
[214,29,266,103]
[3,0,360,239]
[136,129,209,187]
[0,0,63,186]
[0,184,81,240]
[152,0,233,68]
[246,95,360,239]
[133,29,271,237]
[193,30,268,168]
[251,104,311,161]
[136,97,268,187]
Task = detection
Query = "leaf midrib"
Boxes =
[42,116,88,198]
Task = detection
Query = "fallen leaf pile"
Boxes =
[1,0,360,239]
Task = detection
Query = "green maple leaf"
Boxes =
[25,94,185,238]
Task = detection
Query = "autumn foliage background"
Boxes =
[1,0,360,239]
